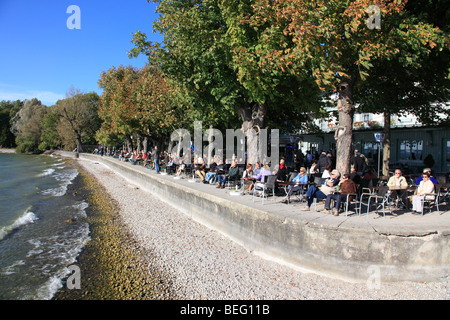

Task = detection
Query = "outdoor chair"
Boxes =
[342,193,360,216]
[421,184,441,215]
[284,171,305,203]
[226,174,243,190]
[288,171,298,182]
[359,185,390,217]
[253,175,277,205]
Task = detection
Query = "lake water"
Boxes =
[0,153,90,299]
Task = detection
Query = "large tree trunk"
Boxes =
[142,135,148,154]
[238,103,266,165]
[125,134,133,152]
[382,109,391,178]
[334,78,355,176]
[76,134,83,153]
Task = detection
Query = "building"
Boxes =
[297,126,450,175]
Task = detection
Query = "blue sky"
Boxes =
[0,0,162,106]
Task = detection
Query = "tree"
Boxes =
[39,110,62,151]
[0,100,23,148]
[130,65,194,150]
[54,88,101,152]
[355,0,449,175]
[130,0,324,164]
[98,65,140,151]
[10,98,47,153]
[247,0,447,174]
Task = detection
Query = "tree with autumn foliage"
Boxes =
[246,0,448,175]
[97,65,192,151]
[355,0,449,175]
[98,65,140,151]
[130,0,325,165]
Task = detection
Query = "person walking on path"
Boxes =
[152,146,160,173]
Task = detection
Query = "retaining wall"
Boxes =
[60,152,449,283]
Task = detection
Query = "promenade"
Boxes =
[60,151,449,283]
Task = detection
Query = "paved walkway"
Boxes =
[121,160,450,237]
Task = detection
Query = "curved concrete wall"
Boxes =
[65,152,449,283]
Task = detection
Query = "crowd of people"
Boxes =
[95,145,441,216]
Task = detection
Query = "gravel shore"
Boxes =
[73,157,449,300]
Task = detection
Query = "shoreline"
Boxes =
[67,156,448,300]
[0,148,16,154]
[53,160,175,300]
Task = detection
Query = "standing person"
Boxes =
[353,149,367,176]
[305,151,313,168]
[316,151,331,174]
[412,172,435,213]
[152,146,160,173]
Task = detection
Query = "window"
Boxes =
[363,142,378,159]
[399,140,423,160]
[446,141,450,162]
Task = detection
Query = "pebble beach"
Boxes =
[55,156,449,300]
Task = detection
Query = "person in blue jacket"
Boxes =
[282,167,309,203]
[415,168,438,185]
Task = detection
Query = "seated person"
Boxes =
[362,168,377,180]
[217,160,240,188]
[195,158,207,183]
[253,162,261,176]
[321,163,332,180]
[303,169,340,211]
[387,169,409,205]
[282,167,308,203]
[205,161,218,183]
[412,172,435,213]
[241,164,254,193]
[323,173,357,216]
[349,166,362,186]
[242,164,253,181]
[175,161,185,176]
[415,168,438,185]
[166,157,175,174]
[387,169,408,189]
[249,164,271,193]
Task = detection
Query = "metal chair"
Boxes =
[359,185,390,217]
[421,184,441,215]
[343,193,360,216]
[253,175,277,204]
